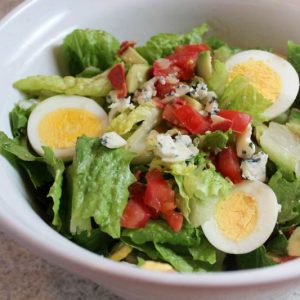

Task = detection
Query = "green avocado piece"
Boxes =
[121,47,149,65]
[196,50,213,82]
[126,64,151,93]
[287,108,300,137]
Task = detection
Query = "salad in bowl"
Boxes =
[1,22,300,273]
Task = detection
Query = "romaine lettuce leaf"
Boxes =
[288,40,300,76]
[265,229,288,256]
[70,136,135,238]
[259,122,300,178]
[219,75,273,124]
[63,29,120,75]
[175,161,232,227]
[0,132,64,227]
[9,106,30,139]
[207,60,228,97]
[196,130,232,151]
[13,73,112,98]
[136,24,208,64]
[286,108,300,137]
[268,170,300,224]
[235,246,276,269]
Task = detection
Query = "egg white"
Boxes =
[202,180,279,254]
[225,50,299,120]
[27,95,108,160]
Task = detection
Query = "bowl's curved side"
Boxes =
[1,1,300,299]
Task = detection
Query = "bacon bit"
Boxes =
[118,40,136,56]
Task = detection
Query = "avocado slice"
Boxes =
[288,227,300,256]
[182,95,203,111]
[121,47,149,65]
[287,108,300,138]
[196,50,213,82]
[126,64,151,93]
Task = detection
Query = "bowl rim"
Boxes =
[1,0,300,289]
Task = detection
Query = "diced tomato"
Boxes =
[121,198,151,229]
[107,63,127,98]
[128,182,145,199]
[153,58,181,78]
[174,105,210,134]
[154,98,167,110]
[164,211,183,232]
[162,104,180,126]
[210,118,233,132]
[218,110,252,134]
[277,256,298,263]
[144,169,176,213]
[216,146,242,184]
[118,40,136,55]
[155,80,177,98]
[175,44,209,54]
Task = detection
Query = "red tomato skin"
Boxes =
[107,63,127,98]
[210,119,233,132]
[218,110,252,134]
[174,105,210,134]
[216,146,242,184]
[118,40,136,55]
[155,81,176,98]
[121,198,151,229]
[164,211,183,232]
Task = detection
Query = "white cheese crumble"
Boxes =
[134,77,157,105]
[108,96,134,121]
[189,80,208,101]
[155,134,199,163]
[204,92,219,115]
[100,132,127,149]
[240,151,268,182]
[236,124,256,159]
[17,99,38,110]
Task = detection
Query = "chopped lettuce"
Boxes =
[122,220,222,272]
[13,74,112,98]
[288,40,300,76]
[268,170,300,224]
[0,132,64,227]
[265,229,288,257]
[70,136,135,238]
[9,105,32,139]
[207,60,228,97]
[259,122,300,178]
[220,75,273,124]
[63,29,120,75]
[235,246,276,269]
[175,157,232,227]
[136,24,208,64]
[286,108,300,137]
[196,130,232,151]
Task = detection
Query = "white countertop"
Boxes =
[0,1,300,300]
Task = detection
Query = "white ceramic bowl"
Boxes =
[1,1,300,299]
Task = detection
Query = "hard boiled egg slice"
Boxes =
[225,50,299,120]
[27,95,108,160]
[202,180,279,254]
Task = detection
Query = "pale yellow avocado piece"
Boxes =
[109,243,133,261]
[288,227,300,256]
[141,261,175,272]
[121,47,149,65]
[196,50,213,82]
[126,64,151,93]
[182,95,203,111]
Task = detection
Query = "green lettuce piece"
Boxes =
[0,132,64,227]
[63,29,120,75]
[13,74,112,98]
[122,220,201,247]
[9,106,31,139]
[219,75,273,124]
[136,24,208,64]
[287,108,300,137]
[288,40,300,76]
[265,229,288,256]
[175,161,232,227]
[236,246,276,270]
[76,66,101,78]
[268,170,300,223]
[196,130,232,151]
[72,228,114,255]
[259,122,300,178]
[188,238,217,265]
[207,60,228,97]
[70,136,135,238]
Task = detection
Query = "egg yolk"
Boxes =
[38,108,102,149]
[215,192,258,241]
[229,60,281,102]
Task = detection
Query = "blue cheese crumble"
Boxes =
[100,132,127,149]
